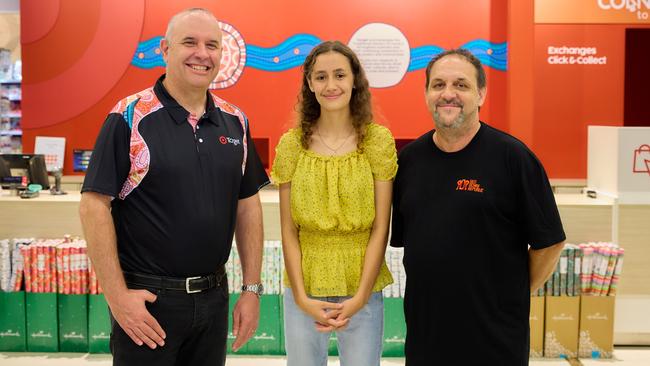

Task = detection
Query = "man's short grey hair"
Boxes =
[164,8,219,41]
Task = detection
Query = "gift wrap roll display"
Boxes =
[3,237,622,358]
[539,242,623,359]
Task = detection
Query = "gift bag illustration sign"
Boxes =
[633,144,650,175]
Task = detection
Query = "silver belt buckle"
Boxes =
[185,276,202,293]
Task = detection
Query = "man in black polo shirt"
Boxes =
[79,8,269,366]
[391,49,566,365]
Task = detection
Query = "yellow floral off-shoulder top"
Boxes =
[271,123,397,296]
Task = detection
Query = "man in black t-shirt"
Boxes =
[391,49,565,365]
[79,8,269,366]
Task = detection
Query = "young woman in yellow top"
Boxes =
[271,41,397,366]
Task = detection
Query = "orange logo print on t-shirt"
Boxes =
[456,179,484,193]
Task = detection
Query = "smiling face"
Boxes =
[307,51,355,114]
[160,11,222,92]
[425,55,486,131]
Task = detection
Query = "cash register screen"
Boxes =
[0,154,50,189]
[9,167,28,177]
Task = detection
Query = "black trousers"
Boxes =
[110,282,229,366]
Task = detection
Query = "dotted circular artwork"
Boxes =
[211,21,246,90]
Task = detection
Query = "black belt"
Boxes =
[123,267,225,294]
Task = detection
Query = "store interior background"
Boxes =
[5,0,649,177]
[1,0,650,364]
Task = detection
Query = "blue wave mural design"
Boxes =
[408,41,507,71]
[131,35,507,72]
[408,45,445,72]
[460,40,507,71]
[247,34,321,71]
[132,36,165,69]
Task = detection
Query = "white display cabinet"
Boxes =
[588,126,650,204]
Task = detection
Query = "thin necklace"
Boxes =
[316,127,355,154]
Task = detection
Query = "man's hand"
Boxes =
[108,289,166,349]
[81,193,166,347]
[231,292,260,352]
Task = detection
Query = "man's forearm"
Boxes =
[529,241,565,292]
[79,193,128,304]
[235,193,264,285]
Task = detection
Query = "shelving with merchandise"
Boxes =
[0,81,21,153]
[0,48,22,153]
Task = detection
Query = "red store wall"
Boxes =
[19,0,648,178]
[19,0,507,176]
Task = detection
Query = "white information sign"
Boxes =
[348,23,410,88]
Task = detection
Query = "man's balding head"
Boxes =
[160,8,223,91]
[165,8,219,42]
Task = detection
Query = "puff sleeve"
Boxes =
[364,123,398,181]
[270,128,302,184]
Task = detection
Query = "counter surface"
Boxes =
[1,187,649,343]
[1,189,643,294]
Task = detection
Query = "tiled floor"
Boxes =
[1,348,649,365]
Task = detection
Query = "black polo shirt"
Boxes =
[82,75,270,277]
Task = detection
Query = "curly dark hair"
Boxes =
[297,41,373,150]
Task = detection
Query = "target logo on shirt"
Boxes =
[219,136,241,146]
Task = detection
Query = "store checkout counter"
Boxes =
[1,126,649,344]
[1,181,649,345]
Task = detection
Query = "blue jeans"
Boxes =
[283,287,384,366]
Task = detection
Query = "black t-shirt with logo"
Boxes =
[82,75,270,277]
[391,122,565,365]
